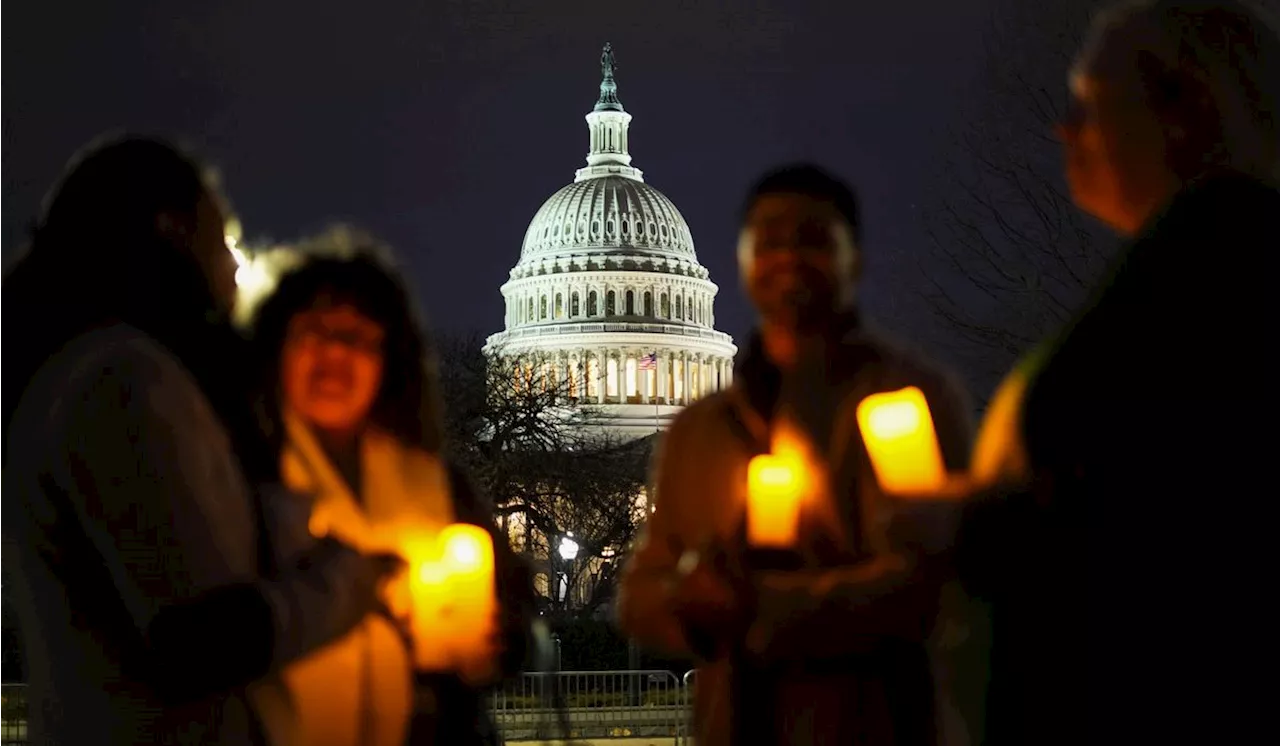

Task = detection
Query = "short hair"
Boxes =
[249,227,444,454]
[741,163,863,244]
[1076,0,1280,178]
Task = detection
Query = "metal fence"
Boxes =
[1,671,699,745]
[1,687,24,746]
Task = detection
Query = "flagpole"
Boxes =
[653,352,661,434]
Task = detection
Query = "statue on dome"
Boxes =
[601,43,616,80]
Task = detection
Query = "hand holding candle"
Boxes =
[746,425,811,548]
[855,386,948,496]
[439,524,497,669]
[402,523,497,673]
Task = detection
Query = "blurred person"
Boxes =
[950,1,1280,743]
[1,136,401,746]
[618,164,976,746]
[248,235,539,746]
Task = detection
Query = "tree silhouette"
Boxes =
[918,0,1114,393]
[436,334,651,620]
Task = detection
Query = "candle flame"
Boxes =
[855,386,947,495]
[446,534,482,567]
[864,399,923,440]
[753,460,798,489]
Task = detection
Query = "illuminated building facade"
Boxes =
[485,44,737,440]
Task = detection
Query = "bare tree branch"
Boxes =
[917,0,1117,393]
[438,334,650,620]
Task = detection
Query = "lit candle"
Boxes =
[855,386,947,495]
[746,427,808,548]
[410,556,454,671]
[439,524,497,666]
[401,532,453,671]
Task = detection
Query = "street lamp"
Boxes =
[557,534,579,561]
[556,533,579,606]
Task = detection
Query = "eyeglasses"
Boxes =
[286,318,384,356]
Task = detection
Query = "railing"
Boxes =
[1,686,24,746]
[492,670,690,743]
[1,671,700,745]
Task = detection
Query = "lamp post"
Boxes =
[556,533,579,609]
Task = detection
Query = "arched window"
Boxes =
[625,290,635,315]
[571,292,580,317]
[661,293,670,318]
[588,290,598,316]
[527,298,534,322]
[540,295,548,320]
[555,293,564,319]
[643,291,653,316]
[606,290,616,316]
[675,295,683,320]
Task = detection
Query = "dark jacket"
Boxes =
[621,316,974,746]
[955,174,1280,745]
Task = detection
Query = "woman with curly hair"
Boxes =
[248,229,538,746]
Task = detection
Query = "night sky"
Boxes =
[4,0,998,349]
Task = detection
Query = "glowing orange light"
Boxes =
[438,524,496,664]
[746,426,809,548]
[855,386,947,496]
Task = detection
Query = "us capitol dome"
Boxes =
[485,44,737,439]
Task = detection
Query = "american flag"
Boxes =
[638,352,658,370]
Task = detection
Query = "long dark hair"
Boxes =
[249,232,444,454]
[1,135,278,484]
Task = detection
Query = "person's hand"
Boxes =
[455,610,505,687]
[671,548,746,660]
[876,477,973,559]
[267,536,408,666]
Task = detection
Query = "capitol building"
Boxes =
[486,45,737,439]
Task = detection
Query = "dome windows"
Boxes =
[588,290,599,316]
[606,290,616,316]
[643,291,653,317]
[625,290,635,315]
[571,291,581,317]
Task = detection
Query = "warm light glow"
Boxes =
[438,524,497,663]
[746,444,804,548]
[418,559,446,585]
[558,534,580,561]
[445,531,483,568]
[971,366,1032,486]
[855,386,947,496]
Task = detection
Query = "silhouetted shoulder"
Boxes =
[11,323,214,460]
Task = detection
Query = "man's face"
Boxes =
[280,303,386,436]
[1060,55,1178,235]
[738,193,859,330]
